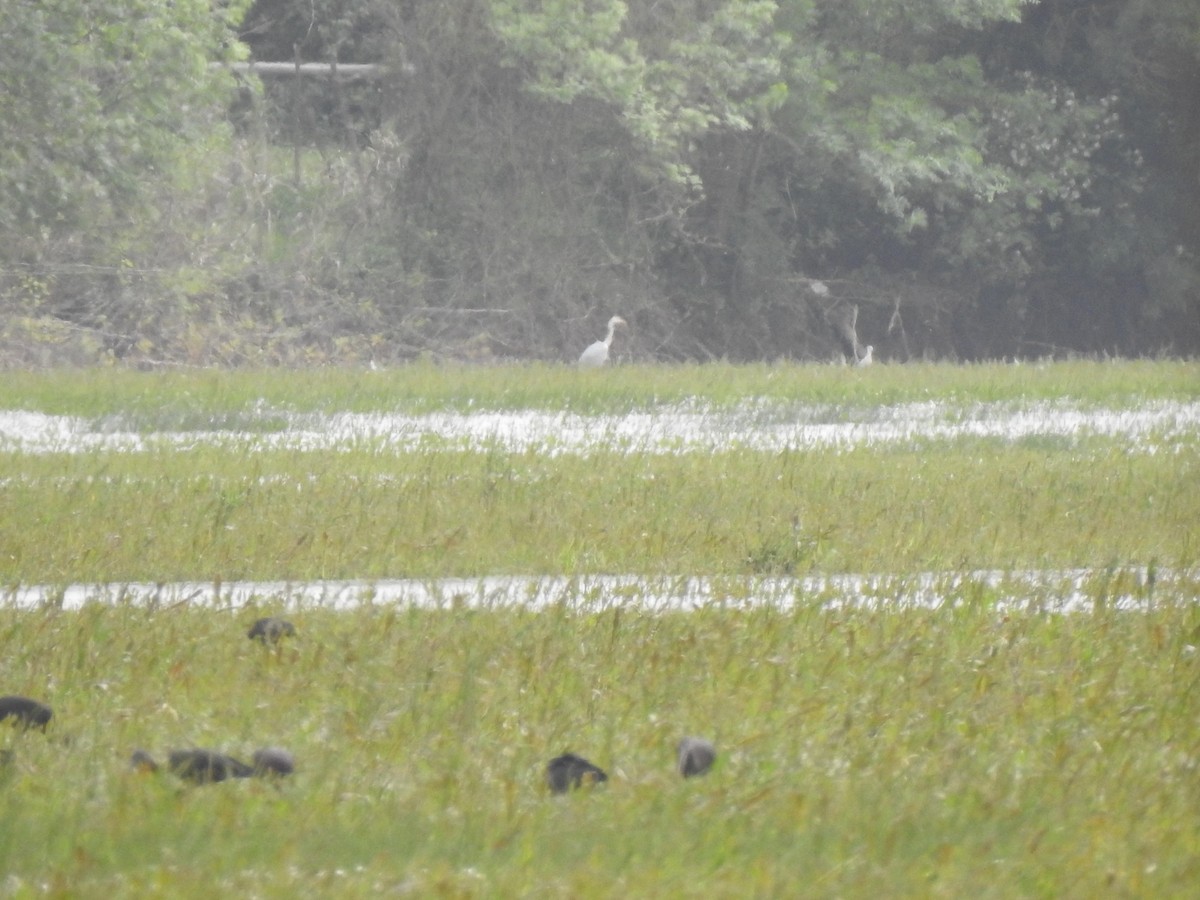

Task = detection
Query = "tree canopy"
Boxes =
[0,0,247,252]
[1,0,1196,364]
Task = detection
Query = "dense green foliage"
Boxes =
[0,0,252,363]
[0,0,247,244]
[1,1,1198,364]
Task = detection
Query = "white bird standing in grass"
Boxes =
[578,315,627,367]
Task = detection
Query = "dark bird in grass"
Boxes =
[247,617,296,644]
[0,695,53,731]
[252,746,295,777]
[129,749,160,774]
[130,747,295,784]
[677,736,716,778]
[167,749,255,783]
[546,752,608,794]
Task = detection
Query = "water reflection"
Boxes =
[2,400,1199,455]
[3,568,1188,613]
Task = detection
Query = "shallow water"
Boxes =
[3,568,1189,614]
[2,402,1194,612]
[2,399,1199,455]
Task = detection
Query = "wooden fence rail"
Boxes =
[222,61,384,80]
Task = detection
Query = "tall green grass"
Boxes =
[2,599,1198,896]
[1,360,1197,420]
[0,435,1194,582]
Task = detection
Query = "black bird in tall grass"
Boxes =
[166,748,256,783]
[677,736,716,778]
[252,746,295,777]
[546,752,608,794]
[0,695,53,731]
[247,617,296,644]
[131,747,294,784]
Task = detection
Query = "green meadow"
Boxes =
[1,361,1198,897]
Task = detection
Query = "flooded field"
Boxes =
[2,398,1199,455]
[3,391,1195,600]
[3,368,1197,898]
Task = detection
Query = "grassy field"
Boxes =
[0,438,1194,582]
[1,359,1197,417]
[1,361,1198,897]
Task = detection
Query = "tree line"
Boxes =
[1,0,1197,365]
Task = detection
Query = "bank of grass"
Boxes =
[0,434,1195,582]
[2,597,1199,896]
[0,359,1197,421]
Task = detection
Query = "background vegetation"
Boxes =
[1,0,1198,366]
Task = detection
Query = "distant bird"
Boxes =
[130,747,294,784]
[128,748,251,782]
[0,695,52,731]
[677,736,716,778]
[167,749,255,783]
[830,304,873,366]
[546,752,608,793]
[129,749,160,774]
[252,747,295,777]
[578,316,627,368]
[247,617,296,644]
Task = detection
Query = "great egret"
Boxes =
[0,695,52,731]
[578,315,627,367]
[546,752,608,793]
[247,617,296,644]
[677,736,716,778]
